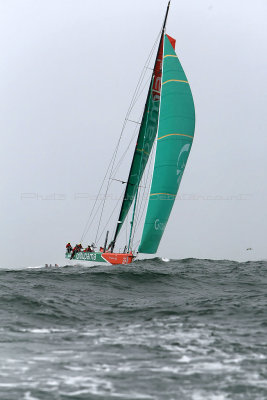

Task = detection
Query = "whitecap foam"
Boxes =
[52,350,74,354]
[0,383,18,387]
[179,355,191,363]
[192,392,227,400]
[60,389,92,396]
[59,374,113,395]
[20,328,76,334]
[33,356,57,362]
[64,366,84,371]
[23,392,40,400]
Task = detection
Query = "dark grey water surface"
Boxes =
[0,258,267,400]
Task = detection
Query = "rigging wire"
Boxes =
[80,29,161,245]
[131,140,156,249]
[111,118,140,179]
[81,121,141,244]
[96,191,124,244]
[80,155,115,243]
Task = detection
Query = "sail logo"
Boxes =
[154,219,166,231]
[176,143,191,185]
[76,252,97,261]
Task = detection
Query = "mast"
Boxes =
[110,2,171,252]
[163,1,171,31]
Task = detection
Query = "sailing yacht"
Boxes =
[66,2,195,265]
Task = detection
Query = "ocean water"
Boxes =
[0,258,266,400]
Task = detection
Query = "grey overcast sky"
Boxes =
[0,0,266,267]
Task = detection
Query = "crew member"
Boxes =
[66,242,72,254]
[83,245,92,253]
[70,244,79,260]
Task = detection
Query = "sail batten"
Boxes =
[158,133,194,140]
[138,34,195,254]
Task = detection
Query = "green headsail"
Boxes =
[111,36,164,246]
[138,35,195,254]
[112,83,160,243]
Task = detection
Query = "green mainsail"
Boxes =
[138,35,195,254]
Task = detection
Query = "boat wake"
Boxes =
[161,257,170,262]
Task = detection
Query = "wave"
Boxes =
[0,257,266,400]
[1,257,266,272]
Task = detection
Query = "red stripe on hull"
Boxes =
[101,252,134,265]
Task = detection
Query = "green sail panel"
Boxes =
[138,35,195,254]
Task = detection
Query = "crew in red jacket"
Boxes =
[66,243,72,254]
